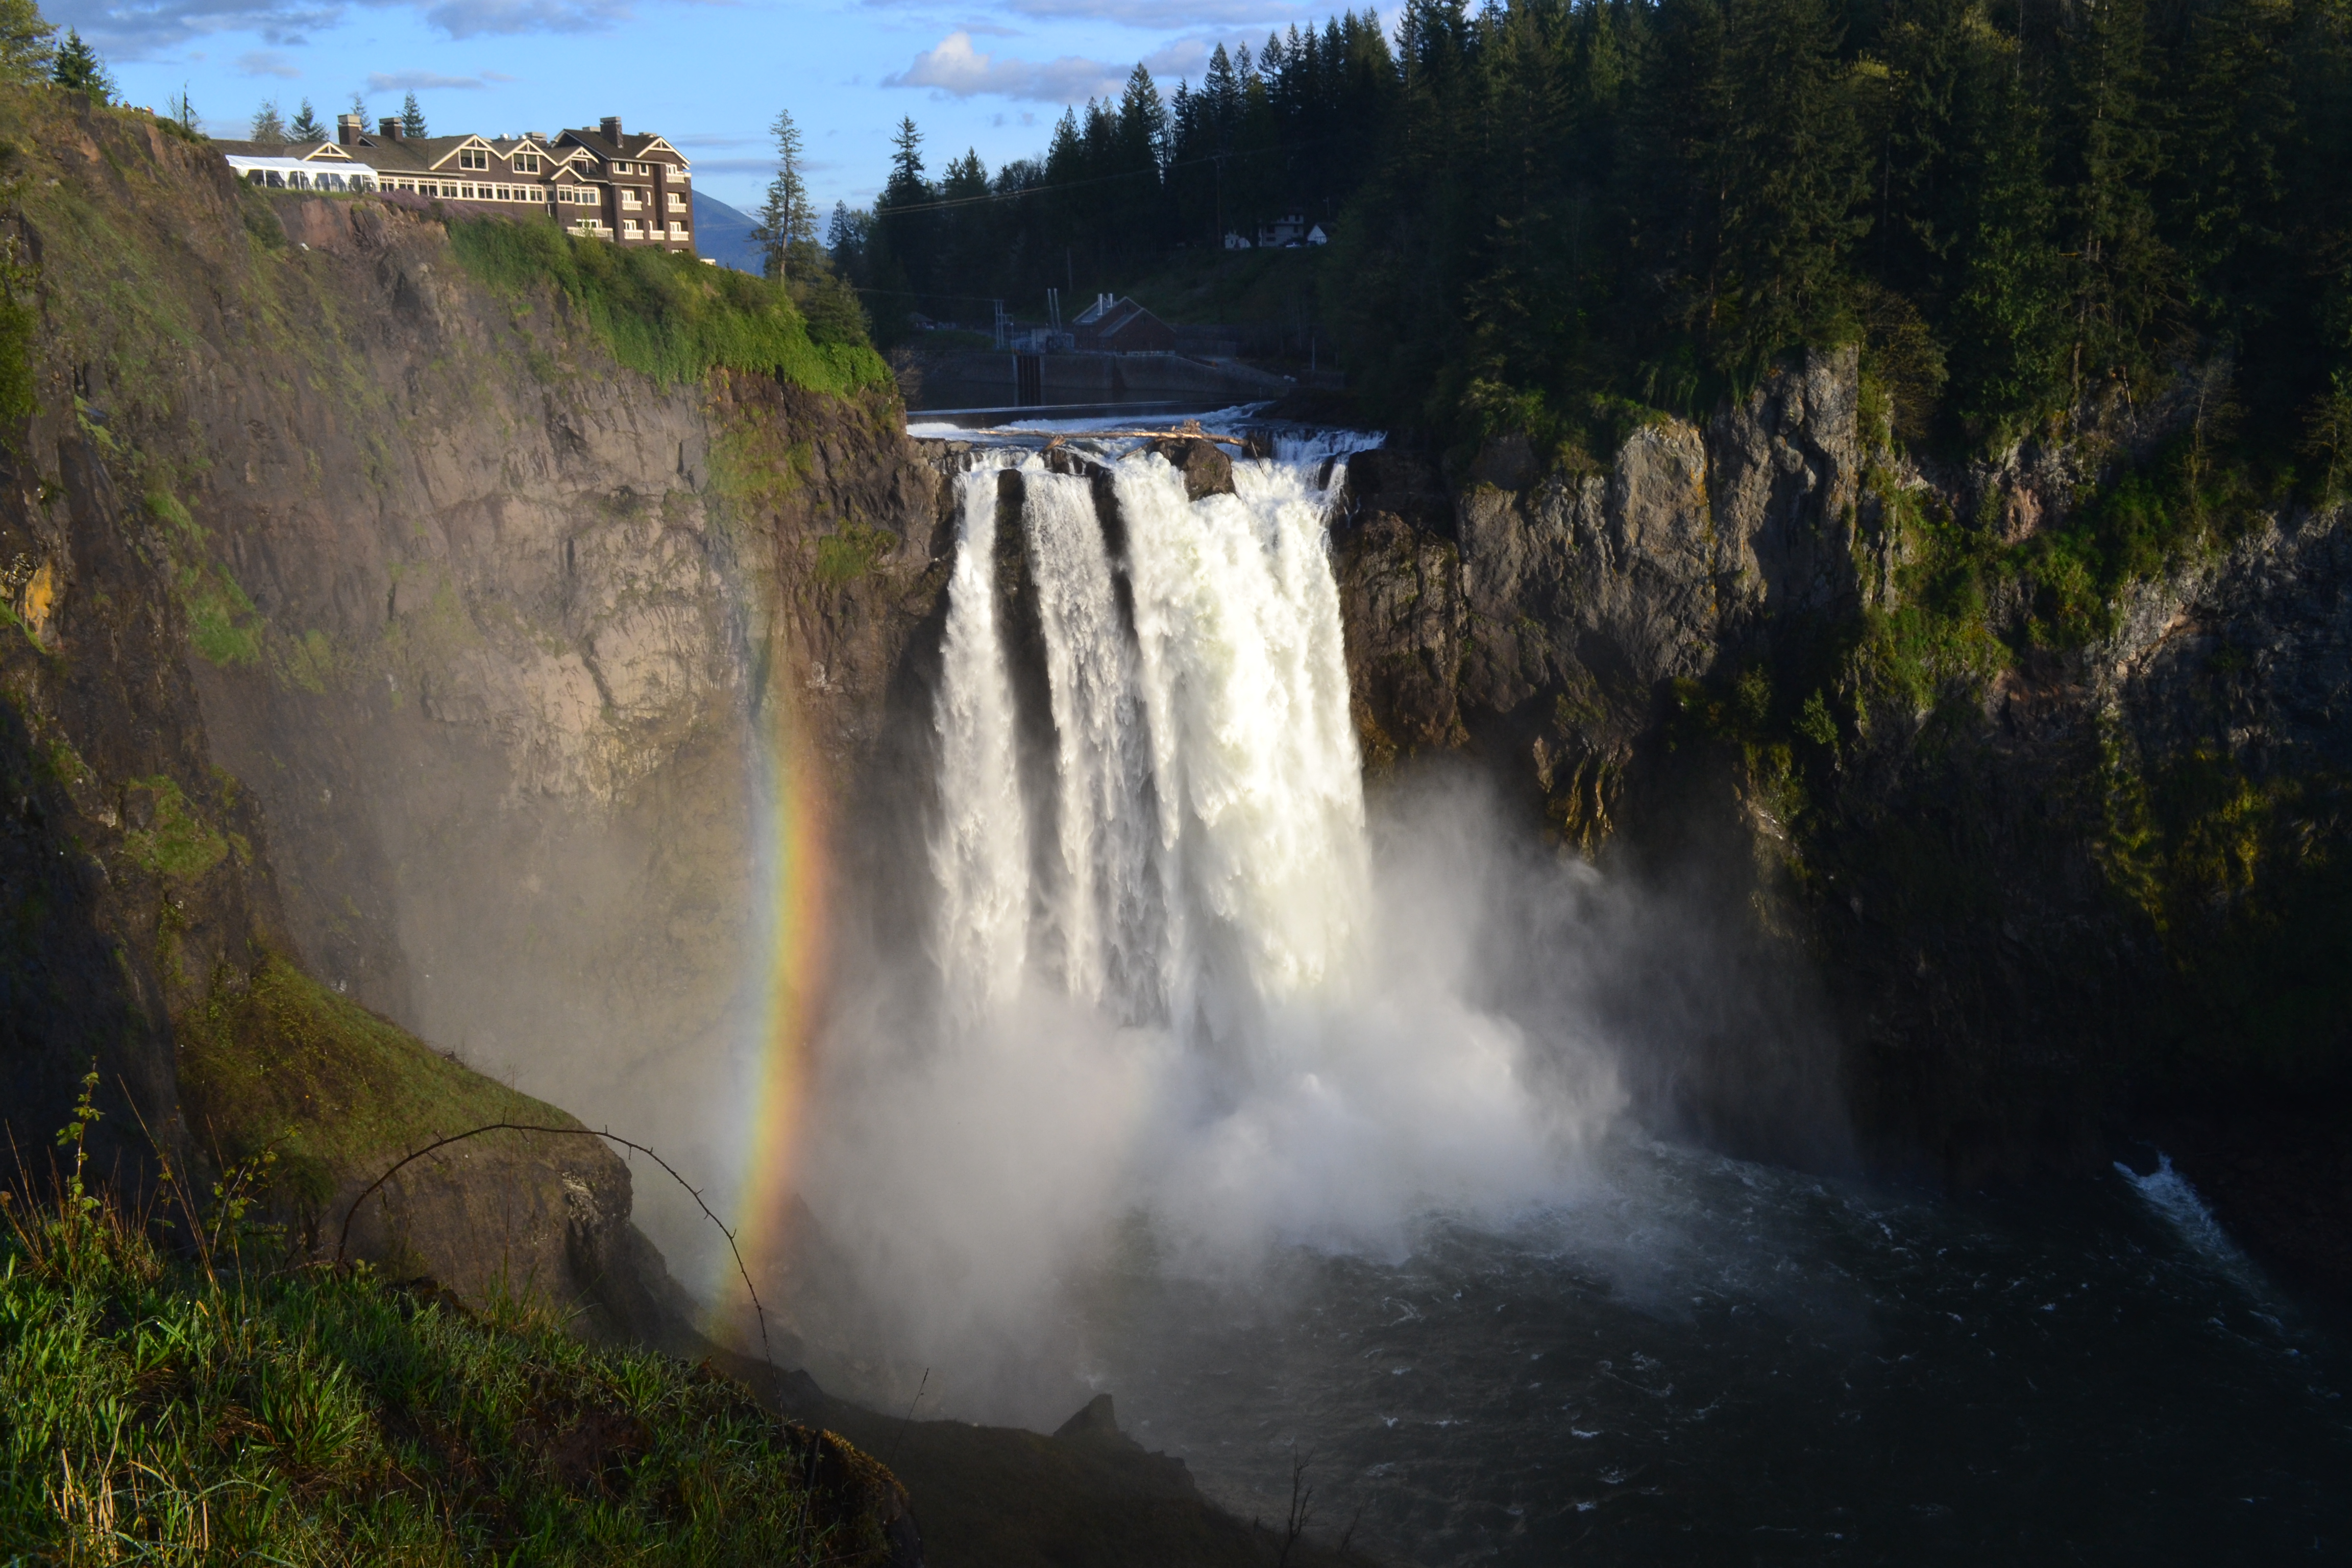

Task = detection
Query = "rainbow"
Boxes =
[724,678,832,1322]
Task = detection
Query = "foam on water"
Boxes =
[2116,1152,2248,1273]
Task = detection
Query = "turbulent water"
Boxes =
[821,430,2349,1559]
[1081,1140,2352,1563]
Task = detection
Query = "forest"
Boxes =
[829,0,2352,469]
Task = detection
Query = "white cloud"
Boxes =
[883,30,1127,104]
[366,68,489,89]
[234,47,301,76]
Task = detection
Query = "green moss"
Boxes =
[814,519,895,585]
[282,627,338,694]
[447,218,891,396]
[145,491,265,667]
[175,954,563,1189]
[121,775,228,883]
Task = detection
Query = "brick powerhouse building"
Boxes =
[218,114,696,256]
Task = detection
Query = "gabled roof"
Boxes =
[1074,296,1166,340]
[423,133,499,170]
[210,139,356,162]
[554,127,687,166]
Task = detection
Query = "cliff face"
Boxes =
[1335,347,2352,1295]
[0,91,943,1308]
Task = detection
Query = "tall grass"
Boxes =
[447,219,891,398]
[0,1080,881,1565]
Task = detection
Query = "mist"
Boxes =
[766,446,1843,1427]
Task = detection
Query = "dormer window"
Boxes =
[459,148,487,170]
[514,153,540,174]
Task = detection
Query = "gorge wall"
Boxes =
[1333,348,2352,1298]
[0,90,944,1316]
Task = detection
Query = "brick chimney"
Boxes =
[379,116,404,140]
[600,115,622,142]
[336,112,362,146]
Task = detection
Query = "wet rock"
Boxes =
[1054,1392,1121,1440]
[1147,435,1234,500]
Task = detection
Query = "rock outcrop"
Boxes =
[1330,345,2352,1298]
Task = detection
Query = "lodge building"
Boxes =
[214,114,696,256]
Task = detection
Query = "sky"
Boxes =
[59,0,1343,216]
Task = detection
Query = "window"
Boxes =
[494,186,510,201]
[442,182,458,198]
[668,193,687,211]
[459,148,487,170]
[514,153,540,174]
[669,221,688,238]
[622,218,641,236]
[619,187,641,207]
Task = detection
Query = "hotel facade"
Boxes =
[214,115,696,256]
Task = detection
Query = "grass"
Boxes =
[173,955,575,1211]
[0,1086,887,1565]
[448,219,891,397]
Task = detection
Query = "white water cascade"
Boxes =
[929,446,1370,1045]
[798,435,1606,1417]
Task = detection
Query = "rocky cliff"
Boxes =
[1333,346,2352,1298]
[0,89,943,1316]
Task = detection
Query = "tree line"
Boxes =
[829,0,2352,467]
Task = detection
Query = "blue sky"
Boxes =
[57,0,1340,215]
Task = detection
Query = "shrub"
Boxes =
[448,218,890,397]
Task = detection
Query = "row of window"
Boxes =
[244,168,373,191]
[457,147,546,174]
[579,217,692,240]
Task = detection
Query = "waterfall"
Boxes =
[929,444,1368,1043]
[929,463,1030,1022]
[807,431,1598,1408]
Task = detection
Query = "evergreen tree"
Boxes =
[49,29,112,102]
[2050,0,2173,404]
[169,85,199,136]
[751,108,814,281]
[250,99,287,144]
[287,97,324,142]
[401,92,427,138]
[348,91,367,124]
[0,0,52,85]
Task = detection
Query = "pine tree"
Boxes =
[0,0,52,85]
[751,108,813,281]
[401,92,427,138]
[348,91,367,124]
[288,98,324,142]
[169,85,199,136]
[2051,0,2173,405]
[50,29,112,102]
[885,116,926,202]
[250,99,287,144]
